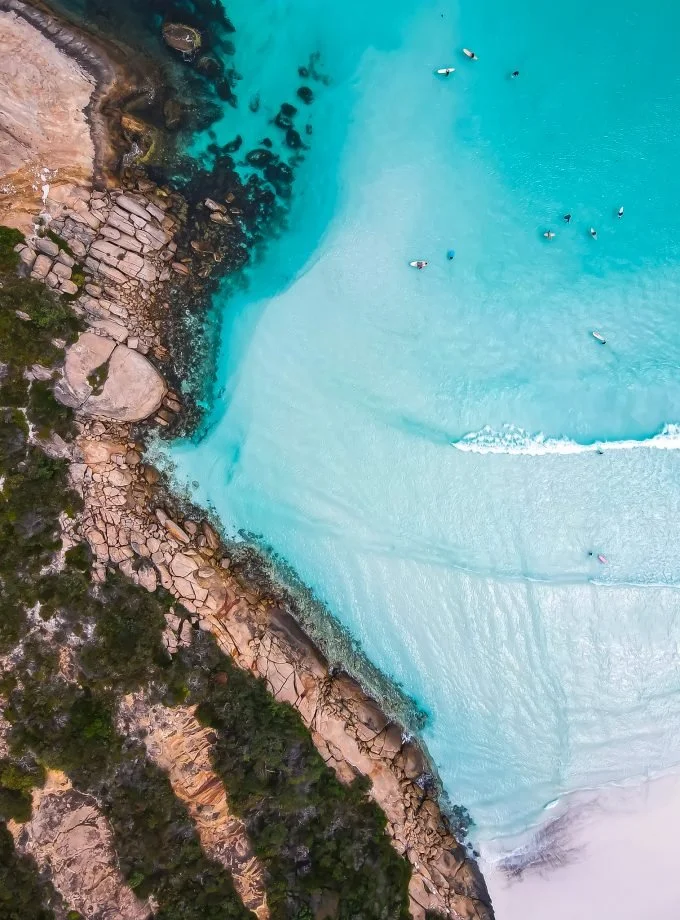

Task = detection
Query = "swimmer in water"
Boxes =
[511,70,520,78]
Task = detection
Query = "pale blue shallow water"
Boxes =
[167,0,680,840]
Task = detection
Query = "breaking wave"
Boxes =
[451,423,680,456]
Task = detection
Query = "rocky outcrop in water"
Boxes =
[162,22,202,55]
[0,3,495,915]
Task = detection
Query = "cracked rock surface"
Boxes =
[10,773,151,920]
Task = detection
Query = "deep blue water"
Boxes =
[166,0,680,841]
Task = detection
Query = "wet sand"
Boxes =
[484,770,680,917]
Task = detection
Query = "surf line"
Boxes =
[451,423,680,456]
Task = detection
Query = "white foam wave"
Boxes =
[452,423,680,456]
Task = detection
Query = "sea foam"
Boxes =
[452,423,680,456]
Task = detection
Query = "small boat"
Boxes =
[543,231,556,240]
[590,227,598,239]
[462,48,478,60]
[597,554,608,564]
[410,260,428,269]
[592,331,606,344]
[436,67,456,75]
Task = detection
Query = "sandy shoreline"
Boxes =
[484,768,680,917]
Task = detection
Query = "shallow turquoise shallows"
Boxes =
[167,0,680,840]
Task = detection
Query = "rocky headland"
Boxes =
[0,3,494,919]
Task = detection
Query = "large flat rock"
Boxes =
[56,331,166,422]
[0,10,95,232]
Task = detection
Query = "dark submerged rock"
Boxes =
[264,161,294,198]
[246,148,276,167]
[163,98,184,130]
[260,138,273,149]
[196,54,223,79]
[285,128,305,150]
[215,79,237,107]
[224,135,243,153]
[296,86,313,104]
[274,111,293,130]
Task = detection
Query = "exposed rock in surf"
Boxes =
[162,22,202,55]
[121,113,156,159]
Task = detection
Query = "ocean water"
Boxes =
[167,0,680,843]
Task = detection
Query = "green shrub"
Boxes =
[0,226,24,273]
[0,758,46,823]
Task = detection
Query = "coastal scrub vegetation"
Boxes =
[0,237,412,917]
[192,646,412,919]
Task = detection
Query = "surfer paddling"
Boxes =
[587,552,609,564]
[462,48,478,60]
[617,206,624,218]
[436,67,456,76]
[511,70,520,78]
[410,260,428,270]
[590,227,598,239]
[543,230,556,240]
[592,331,606,344]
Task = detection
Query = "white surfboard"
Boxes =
[543,231,556,240]
[409,261,428,269]
[436,67,456,75]
[592,331,606,343]
[463,48,478,60]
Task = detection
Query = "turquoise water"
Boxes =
[167,0,680,840]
